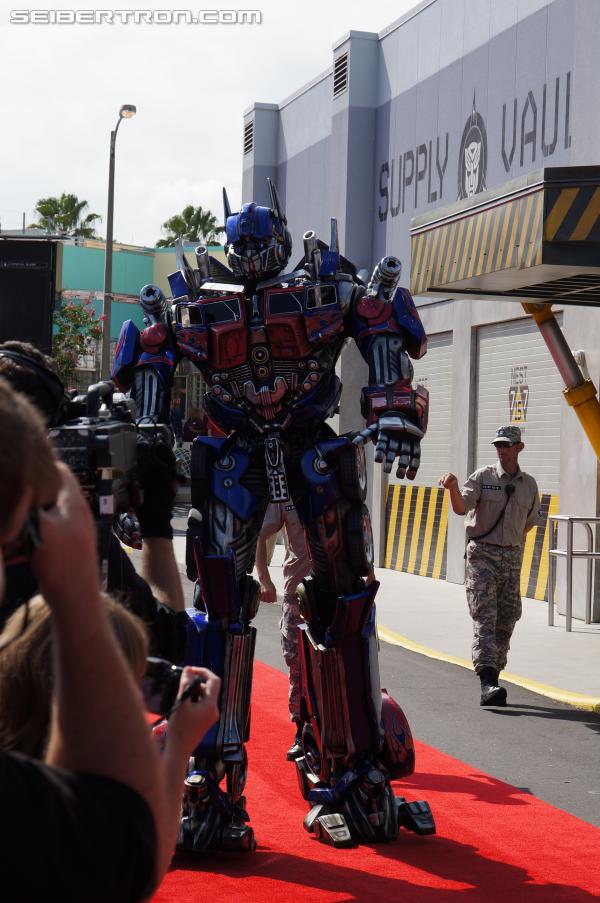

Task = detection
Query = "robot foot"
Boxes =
[177,773,257,853]
[297,756,435,845]
[396,797,436,836]
[297,757,403,845]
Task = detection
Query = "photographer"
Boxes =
[0,341,186,662]
[0,378,221,900]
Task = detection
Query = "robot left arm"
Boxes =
[111,284,178,422]
[350,257,429,480]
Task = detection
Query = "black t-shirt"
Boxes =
[2,534,187,663]
[0,749,157,903]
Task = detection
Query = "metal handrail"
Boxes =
[547,515,600,631]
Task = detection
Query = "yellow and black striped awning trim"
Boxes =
[385,484,448,579]
[411,189,544,295]
[543,186,600,242]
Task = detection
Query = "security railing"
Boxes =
[547,515,600,631]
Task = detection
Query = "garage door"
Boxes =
[384,332,452,578]
[475,316,562,494]
[476,316,562,599]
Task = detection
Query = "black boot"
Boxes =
[479,667,507,707]
[286,723,303,761]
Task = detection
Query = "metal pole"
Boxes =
[585,523,593,625]
[548,518,555,626]
[566,519,573,632]
[101,119,121,380]
[523,302,600,460]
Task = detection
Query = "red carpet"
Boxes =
[153,662,600,902]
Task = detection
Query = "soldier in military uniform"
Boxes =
[255,501,311,758]
[440,426,545,706]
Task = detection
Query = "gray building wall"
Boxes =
[243,0,600,618]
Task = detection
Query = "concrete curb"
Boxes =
[377,623,600,714]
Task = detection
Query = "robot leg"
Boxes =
[295,576,434,845]
[177,497,263,853]
[292,438,435,845]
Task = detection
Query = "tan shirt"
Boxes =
[461,463,545,547]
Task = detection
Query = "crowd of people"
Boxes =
[0,346,221,902]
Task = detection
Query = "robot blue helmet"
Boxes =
[222,179,292,279]
[225,203,275,243]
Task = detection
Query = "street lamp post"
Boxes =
[101,103,136,379]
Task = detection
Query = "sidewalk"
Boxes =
[252,545,600,713]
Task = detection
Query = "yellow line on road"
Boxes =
[377,623,600,713]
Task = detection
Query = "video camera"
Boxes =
[49,381,136,516]
[48,381,172,584]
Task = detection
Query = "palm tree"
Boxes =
[31,193,101,238]
[156,204,223,248]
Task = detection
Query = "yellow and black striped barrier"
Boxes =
[521,493,559,600]
[385,484,558,601]
[384,484,448,579]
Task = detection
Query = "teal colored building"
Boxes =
[60,240,154,339]
[58,239,225,404]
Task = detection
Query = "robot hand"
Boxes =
[354,414,424,479]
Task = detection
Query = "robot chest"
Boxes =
[173,283,344,369]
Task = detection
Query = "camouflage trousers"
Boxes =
[465,541,523,674]
[280,593,303,723]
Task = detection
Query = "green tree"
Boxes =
[155,204,222,247]
[31,193,101,238]
[52,296,104,387]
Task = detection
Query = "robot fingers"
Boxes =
[383,436,399,474]
[395,439,414,480]
[405,443,422,481]
[352,423,378,448]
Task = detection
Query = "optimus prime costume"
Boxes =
[113,180,435,850]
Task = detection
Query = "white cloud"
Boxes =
[0,0,417,244]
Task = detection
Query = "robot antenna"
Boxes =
[267,178,286,225]
[223,187,232,222]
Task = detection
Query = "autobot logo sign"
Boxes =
[458,94,487,200]
[509,365,529,424]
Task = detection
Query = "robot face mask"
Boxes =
[223,180,292,280]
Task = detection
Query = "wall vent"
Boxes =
[333,52,349,98]
[243,119,254,156]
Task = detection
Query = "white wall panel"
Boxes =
[390,331,453,487]
[475,316,563,494]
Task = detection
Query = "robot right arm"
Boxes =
[111,284,178,422]
[112,286,182,611]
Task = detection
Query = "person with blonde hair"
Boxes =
[0,594,149,759]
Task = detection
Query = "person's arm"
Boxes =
[158,666,220,868]
[255,534,277,603]
[141,537,185,612]
[525,480,546,533]
[35,465,166,862]
[439,473,467,515]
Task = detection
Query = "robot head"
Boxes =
[223,178,292,280]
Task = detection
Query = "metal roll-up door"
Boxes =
[475,316,563,600]
[384,331,452,579]
[475,316,562,493]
